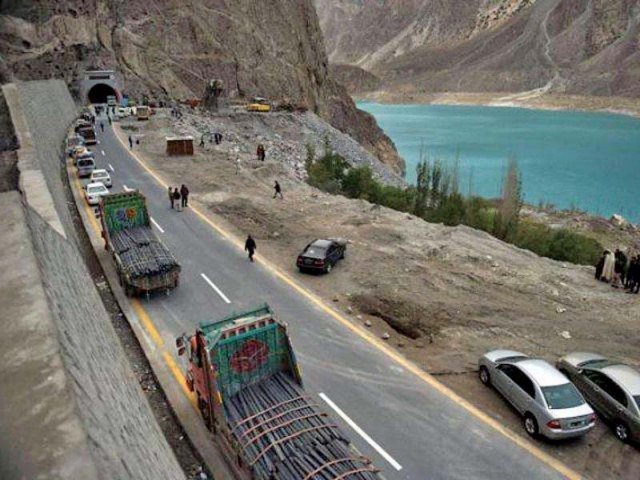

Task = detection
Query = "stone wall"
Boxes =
[16,80,79,240]
[27,207,186,480]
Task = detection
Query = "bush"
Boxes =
[306,151,603,265]
[514,221,603,265]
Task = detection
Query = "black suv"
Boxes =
[296,239,346,274]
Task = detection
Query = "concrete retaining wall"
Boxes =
[0,80,186,480]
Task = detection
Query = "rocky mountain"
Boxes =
[315,0,640,98]
[0,0,404,174]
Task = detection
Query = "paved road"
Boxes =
[84,114,570,480]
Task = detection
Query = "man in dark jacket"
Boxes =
[180,184,189,208]
[273,180,283,199]
[173,187,181,211]
[245,235,257,262]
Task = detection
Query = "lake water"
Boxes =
[358,102,640,222]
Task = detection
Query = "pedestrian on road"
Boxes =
[214,132,222,145]
[245,235,257,262]
[128,135,133,149]
[180,184,189,208]
[257,144,265,162]
[108,115,112,126]
[173,188,182,211]
[273,180,283,199]
[235,156,240,175]
[169,186,175,209]
[100,122,104,133]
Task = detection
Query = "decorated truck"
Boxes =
[176,304,381,480]
[99,191,180,296]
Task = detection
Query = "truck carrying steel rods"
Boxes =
[176,304,381,480]
[99,190,180,296]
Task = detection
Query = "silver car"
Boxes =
[557,352,640,443]
[479,350,596,440]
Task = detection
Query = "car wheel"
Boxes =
[325,262,333,274]
[479,366,491,386]
[524,414,539,438]
[340,249,345,260]
[614,421,631,443]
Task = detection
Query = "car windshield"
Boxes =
[306,247,326,256]
[635,396,640,411]
[87,186,106,194]
[542,383,585,409]
[78,159,94,167]
[93,172,107,178]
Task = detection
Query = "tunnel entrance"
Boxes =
[87,83,118,104]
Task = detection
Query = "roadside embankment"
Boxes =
[0,81,186,480]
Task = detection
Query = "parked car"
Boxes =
[84,182,109,206]
[296,239,346,273]
[479,350,596,439]
[76,155,96,178]
[557,353,640,443]
[90,169,112,188]
[66,135,84,156]
[72,146,90,164]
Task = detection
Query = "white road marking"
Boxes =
[108,163,115,172]
[101,150,106,156]
[319,392,403,471]
[150,217,165,233]
[96,140,101,145]
[123,185,133,192]
[200,273,231,304]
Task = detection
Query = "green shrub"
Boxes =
[514,221,603,265]
[305,151,603,265]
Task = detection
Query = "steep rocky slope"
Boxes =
[0,0,404,174]
[316,0,640,98]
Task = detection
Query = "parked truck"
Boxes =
[176,304,381,480]
[99,191,180,296]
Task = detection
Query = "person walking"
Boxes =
[180,184,189,208]
[108,115,112,126]
[173,187,182,211]
[245,235,257,262]
[273,180,283,199]
[257,144,265,162]
[100,121,104,133]
[128,135,133,149]
[168,186,175,209]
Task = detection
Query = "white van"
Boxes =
[77,156,96,178]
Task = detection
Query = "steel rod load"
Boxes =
[226,373,380,480]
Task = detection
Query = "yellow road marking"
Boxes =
[163,351,197,405]
[112,125,581,480]
[132,299,165,347]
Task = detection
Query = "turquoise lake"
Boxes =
[358,102,640,222]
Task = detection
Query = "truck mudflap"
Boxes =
[225,372,380,479]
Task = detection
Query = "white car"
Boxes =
[84,182,109,206]
[90,169,112,188]
[117,107,131,118]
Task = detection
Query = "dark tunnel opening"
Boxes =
[87,83,118,104]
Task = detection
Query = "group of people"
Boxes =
[595,249,640,294]
[168,184,190,211]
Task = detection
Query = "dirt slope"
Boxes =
[316,0,640,98]
[0,0,404,173]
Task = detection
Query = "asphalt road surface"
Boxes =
[84,113,572,480]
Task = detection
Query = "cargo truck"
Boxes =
[176,304,381,480]
[99,191,181,296]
